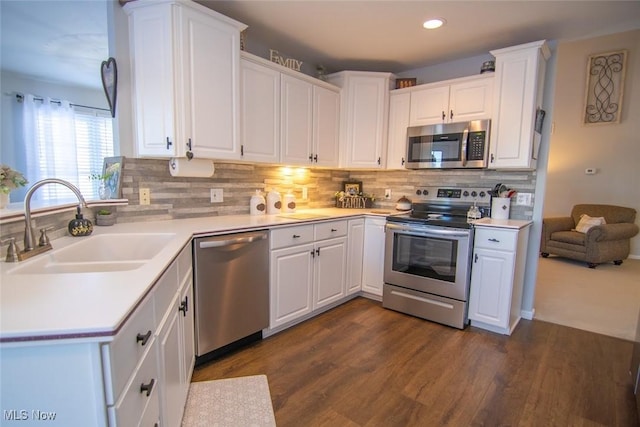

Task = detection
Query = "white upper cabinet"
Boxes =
[327,71,395,169]
[489,40,550,170]
[386,91,411,169]
[126,0,246,160]
[409,75,493,126]
[240,53,340,167]
[240,58,281,163]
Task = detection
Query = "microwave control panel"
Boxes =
[467,131,486,161]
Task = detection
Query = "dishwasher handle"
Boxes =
[198,231,267,249]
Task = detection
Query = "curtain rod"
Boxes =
[13,93,110,113]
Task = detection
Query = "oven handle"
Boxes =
[385,223,470,238]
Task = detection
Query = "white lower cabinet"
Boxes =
[362,217,386,297]
[270,221,347,330]
[346,218,365,294]
[468,225,531,335]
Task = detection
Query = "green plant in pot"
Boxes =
[96,209,117,226]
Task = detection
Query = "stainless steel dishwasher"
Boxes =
[193,230,269,362]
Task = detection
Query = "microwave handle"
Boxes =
[461,128,469,167]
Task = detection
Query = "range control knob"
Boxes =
[463,191,469,197]
[479,191,486,198]
[416,189,422,195]
[471,191,478,197]
[422,189,429,196]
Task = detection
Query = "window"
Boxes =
[9,94,114,203]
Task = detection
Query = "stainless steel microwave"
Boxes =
[405,119,490,169]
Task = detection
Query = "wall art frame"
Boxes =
[101,57,118,118]
[342,181,362,196]
[102,156,124,199]
[583,50,627,125]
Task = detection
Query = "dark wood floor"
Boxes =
[193,297,640,426]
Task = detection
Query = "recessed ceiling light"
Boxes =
[423,18,445,30]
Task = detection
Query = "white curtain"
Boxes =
[11,94,114,203]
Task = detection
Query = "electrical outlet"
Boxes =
[139,188,150,205]
[210,188,223,203]
[516,192,532,206]
[384,189,392,200]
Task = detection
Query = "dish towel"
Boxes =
[181,375,276,427]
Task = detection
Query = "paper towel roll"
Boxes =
[169,158,215,178]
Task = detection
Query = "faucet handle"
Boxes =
[2,238,19,263]
[39,227,54,247]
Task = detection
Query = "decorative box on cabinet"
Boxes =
[125,0,246,160]
[408,75,493,126]
[240,53,340,166]
[269,221,348,331]
[468,223,531,335]
[489,40,550,169]
[326,71,395,169]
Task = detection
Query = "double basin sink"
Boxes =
[9,233,176,275]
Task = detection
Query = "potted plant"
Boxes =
[0,165,28,208]
[96,209,117,226]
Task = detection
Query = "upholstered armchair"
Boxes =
[541,204,639,268]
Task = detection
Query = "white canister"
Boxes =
[283,192,296,213]
[491,197,511,220]
[250,190,266,215]
[266,189,281,214]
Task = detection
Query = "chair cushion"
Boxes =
[550,230,586,246]
[574,214,606,233]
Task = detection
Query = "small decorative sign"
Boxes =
[583,50,626,125]
[269,49,303,72]
[395,78,417,89]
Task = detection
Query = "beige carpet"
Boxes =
[534,256,640,341]
[182,375,276,427]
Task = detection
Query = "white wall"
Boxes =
[544,29,640,257]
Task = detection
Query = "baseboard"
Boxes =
[521,308,535,320]
[628,254,639,260]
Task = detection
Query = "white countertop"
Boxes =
[0,208,394,343]
[472,217,533,229]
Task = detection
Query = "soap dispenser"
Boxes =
[68,207,93,236]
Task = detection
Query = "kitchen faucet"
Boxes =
[22,178,87,255]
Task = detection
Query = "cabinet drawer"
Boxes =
[474,228,517,251]
[315,220,347,240]
[102,293,156,405]
[108,342,159,427]
[271,225,314,249]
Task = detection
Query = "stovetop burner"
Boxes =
[387,186,492,229]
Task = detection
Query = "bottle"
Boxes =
[266,188,281,214]
[284,192,296,213]
[250,190,266,215]
[68,207,93,236]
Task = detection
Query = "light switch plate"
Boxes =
[211,188,223,203]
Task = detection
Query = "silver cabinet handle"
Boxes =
[488,238,500,242]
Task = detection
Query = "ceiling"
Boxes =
[1,1,639,90]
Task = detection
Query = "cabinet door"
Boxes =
[158,295,183,427]
[468,248,515,329]
[240,59,280,163]
[386,92,410,169]
[280,74,313,165]
[344,76,388,168]
[409,85,449,126]
[448,78,493,123]
[179,277,195,396]
[129,3,177,157]
[270,243,314,328]
[314,237,347,309]
[347,219,365,295]
[181,6,241,160]
[362,218,386,296]
[312,85,340,167]
[489,43,547,169]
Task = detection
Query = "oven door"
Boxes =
[384,222,472,301]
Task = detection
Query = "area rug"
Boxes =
[182,375,276,427]
[534,256,640,341]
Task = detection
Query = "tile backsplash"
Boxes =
[0,157,536,249]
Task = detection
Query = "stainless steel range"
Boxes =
[383,187,491,329]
